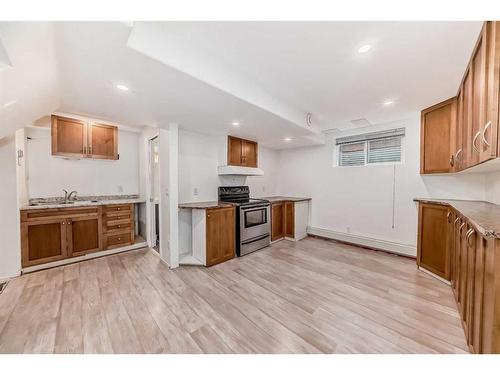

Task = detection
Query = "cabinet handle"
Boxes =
[449,154,455,167]
[454,217,461,228]
[88,146,92,154]
[447,212,452,223]
[473,131,482,153]
[459,222,466,235]
[62,221,65,225]
[482,121,492,148]
[466,228,475,248]
[117,225,121,228]
[117,208,121,211]
[118,237,121,241]
[455,148,462,162]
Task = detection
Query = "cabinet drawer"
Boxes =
[104,211,132,221]
[105,232,132,248]
[103,204,131,213]
[105,221,132,232]
[22,207,100,221]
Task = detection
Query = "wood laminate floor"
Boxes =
[0,236,468,354]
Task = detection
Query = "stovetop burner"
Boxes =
[218,186,270,206]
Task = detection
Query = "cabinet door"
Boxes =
[88,123,118,160]
[452,215,463,298]
[227,136,243,166]
[68,215,102,257]
[206,207,235,266]
[242,140,258,167]
[284,202,295,238]
[472,232,486,353]
[454,89,465,171]
[271,202,285,241]
[465,226,478,345]
[420,98,456,174]
[462,69,473,169]
[417,203,451,280]
[51,115,87,158]
[470,27,488,167]
[21,218,68,267]
[480,22,500,163]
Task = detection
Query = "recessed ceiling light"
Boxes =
[283,137,293,142]
[231,121,240,126]
[115,84,129,91]
[383,100,395,106]
[358,44,372,54]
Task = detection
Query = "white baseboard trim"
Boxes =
[307,226,416,257]
[22,241,148,274]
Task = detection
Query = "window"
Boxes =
[336,128,404,167]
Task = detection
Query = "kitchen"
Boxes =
[2,17,500,360]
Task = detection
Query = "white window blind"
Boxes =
[336,128,404,167]
[367,136,402,164]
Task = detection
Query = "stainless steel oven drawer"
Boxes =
[240,234,270,256]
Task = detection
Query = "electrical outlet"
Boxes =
[193,187,199,196]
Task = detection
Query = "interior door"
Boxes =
[51,115,87,158]
[88,123,118,160]
[67,215,102,257]
[21,218,67,267]
[228,136,243,166]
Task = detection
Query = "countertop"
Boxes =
[178,201,235,209]
[260,196,311,203]
[414,198,500,238]
[21,198,146,210]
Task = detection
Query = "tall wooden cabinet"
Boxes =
[52,115,118,160]
[421,21,500,174]
[227,136,258,167]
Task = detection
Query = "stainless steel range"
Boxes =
[218,186,271,256]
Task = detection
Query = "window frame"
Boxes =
[336,134,405,168]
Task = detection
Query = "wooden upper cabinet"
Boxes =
[421,21,500,173]
[51,115,119,160]
[417,202,452,280]
[206,207,235,267]
[51,116,87,157]
[227,136,258,168]
[88,123,118,160]
[420,98,457,174]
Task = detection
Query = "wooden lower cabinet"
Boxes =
[271,202,285,241]
[102,204,135,249]
[206,207,235,266]
[271,201,296,241]
[417,203,452,280]
[20,204,136,268]
[418,202,500,353]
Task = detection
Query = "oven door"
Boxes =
[240,205,270,242]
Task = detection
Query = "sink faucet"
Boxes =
[62,189,78,203]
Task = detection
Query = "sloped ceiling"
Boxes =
[0,22,61,139]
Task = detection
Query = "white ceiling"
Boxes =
[1,21,483,147]
[155,21,483,130]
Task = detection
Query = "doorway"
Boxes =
[149,136,160,252]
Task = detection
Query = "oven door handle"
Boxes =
[241,204,270,210]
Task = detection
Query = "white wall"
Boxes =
[276,115,486,256]
[178,128,279,203]
[26,127,140,198]
[485,171,500,205]
[0,136,21,279]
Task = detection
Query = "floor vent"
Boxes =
[0,281,7,295]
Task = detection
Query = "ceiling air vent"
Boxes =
[350,118,372,128]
